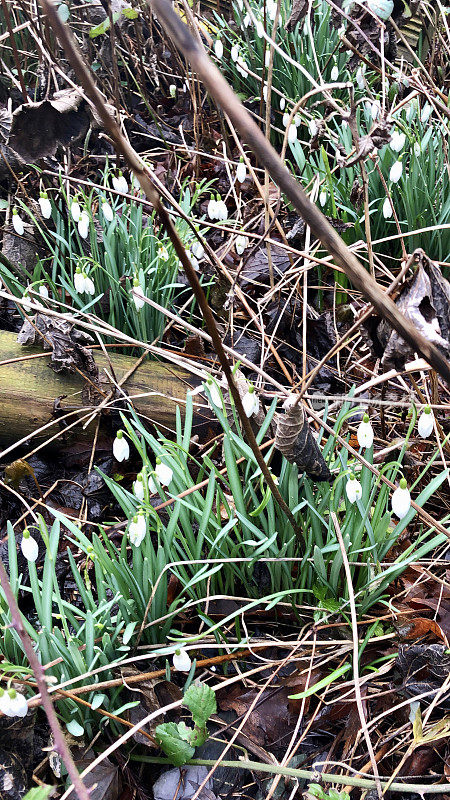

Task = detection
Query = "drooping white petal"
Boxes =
[21,534,39,563]
[242,387,259,417]
[356,66,365,90]
[133,478,144,501]
[39,285,49,299]
[102,202,114,222]
[231,44,239,62]
[71,201,81,222]
[74,271,86,295]
[391,481,411,519]
[155,462,173,487]
[308,119,318,137]
[39,196,52,219]
[345,477,362,504]
[132,283,146,311]
[78,212,89,239]
[288,124,297,144]
[357,417,374,449]
[418,408,434,438]
[12,213,24,236]
[128,514,146,546]
[6,691,28,718]
[214,39,223,59]
[331,65,339,81]
[390,131,406,152]
[207,198,217,220]
[205,379,222,408]
[191,241,204,260]
[236,161,247,183]
[389,160,403,183]
[280,97,285,111]
[173,647,192,672]
[319,191,327,207]
[113,432,130,462]
[235,235,248,255]
[382,197,393,219]
[84,276,95,295]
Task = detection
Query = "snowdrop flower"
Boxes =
[20,529,39,562]
[391,478,411,519]
[390,130,406,152]
[131,278,145,311]
[414,142,421,157]
[207,196,218,220]
[389,160,403,184]
[242,383,259,417]
[133,473,145,501]
[102,201,114,222]
[331,64,339,81]
[357,413,374,449]
[128,512,146,546]
[74,268,86,295]
[39,284,49,299]
[236,57,248,76]
[158,245,169,261]
[288,124,297,144]
[191,240,204,261]
[266,0,277,20]
[214,38,223,59]
[356,66,365,90]
[0,689,10,717]
[421,103,432,123]
[235,234,248,255]
[4,689,28,718]
[113,429,129,462]
[169,84,177,99]
[12,208,24,236]
[84,273,95,295]
[418,405,434,438]
[265,49,270,67]
[308,119,318,137]
[231,43,239,62]
[280,97,285,111]
[371,100,381,120]
[319,190,327,207]
[112,171,128,194]
[71,198,81,222]
[255,19,264,37]
[39,192,52,219]
[215,198,228,221]
[382,196,393,219]
[345,473,362,504]
[243,12,250,26]
[205,377,222,408]
[78,210,89,239]
[173,647,191,672]
[148,459,173,493]
[236,157,247,184]
[282,112,290,128]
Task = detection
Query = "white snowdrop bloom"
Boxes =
[236,0,243,9]
[319,190,327,207]
[331,64,339,81]
[282,112,290,128]
[214,39,223,59]
[12,209,24,236]
[414,142,421,157]
[113,172,128,194]
[382,196,393,219]
[131,279,145,311]
[128,513,146,547]
[39,285,49,299]
[243,12,250,26]
[20,529,39,562]
[74,268,86,295]
[71,199,81,222]
[133,474,145,501]
[418,406,434,438]
[308,119,318,137]
[191,240,204,260]
[288,124,297,144]
[5,690,28,718]
[205,378,222,408]
[265,49,270,67]
[39,192,52,219]
[78,210,89,239]
[173,647,191,672]
[148,460,173,493]
[0,689,10,717]
[102,201,114,222]
[391,478,411,519]
[113,430,129,462]
[237,57,248,76]
[263,84,268,102]
[390,130,406,152]
[345,474,362,504]
[207,197,218,220]
[169,84,177,99]
[231,43,239,62]
[421,103,432,123]
[215,199,228,221]
[389,160,403,183]
[158,245,169,261]
[280,97,285,111]
[84,274,95,295]
[294,113,301,127]
[371,100,381,119]
[357,414,374,448]
[266,0,277,20]
[235,234,248,255]
[242,384,259,417]
[236,158,247,183]
[356,66,365,90]
[255,19,264,37]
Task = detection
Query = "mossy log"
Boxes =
[0,331,213,450]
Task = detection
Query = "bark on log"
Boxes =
[0,331,213,450]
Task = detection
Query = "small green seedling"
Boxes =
[155,682,217,767]
[305,785,350,800]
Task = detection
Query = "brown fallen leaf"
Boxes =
[274,395,332,482]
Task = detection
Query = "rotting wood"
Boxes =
[0,331,213,450]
